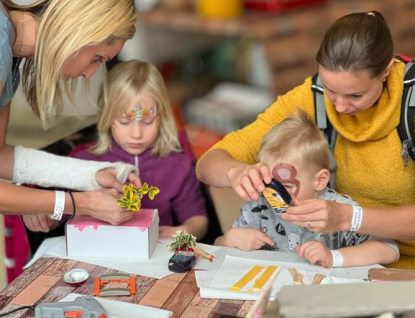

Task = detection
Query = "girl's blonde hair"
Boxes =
[90,60,182,157]
[1,0,136,126]
[258,109,330,175]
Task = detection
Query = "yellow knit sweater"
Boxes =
[208,59,415,269]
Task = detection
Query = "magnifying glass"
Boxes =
[262,178,294,213]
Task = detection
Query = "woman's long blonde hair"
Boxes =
[90,60,182,157]
[1,0,136,127]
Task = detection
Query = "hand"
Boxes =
[95,169,141,193]
[77,189,134,225]
[225,227,275,251]
[126,173,142,188]
[22,214,58,232]
[281,198,352,233]
[159,226,180,239]
[296,241,333,268]
[228,163,272,201]
[95,168,121,191]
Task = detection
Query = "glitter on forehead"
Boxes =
[124,104,157,121]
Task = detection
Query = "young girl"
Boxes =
[71,60,209,239]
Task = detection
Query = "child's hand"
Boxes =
[226,227,275,251]
[159,226,180,239]
[296,240,333,268]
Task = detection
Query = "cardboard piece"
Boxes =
[66,209,159,259]
[368,268,415,282]
[262,281,415,318]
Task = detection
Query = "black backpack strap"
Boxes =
[398,58,415,166]
[311,73,338,188]
[311,73,327,130]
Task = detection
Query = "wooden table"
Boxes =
[0,257,254,318]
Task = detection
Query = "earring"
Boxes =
[383,77,387,82]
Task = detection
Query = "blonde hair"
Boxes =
[1,0,136,126]
[258,109,330,175]
[90,60,182,157]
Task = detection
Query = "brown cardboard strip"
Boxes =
[288,268,304,285]
[368,268,415,281]
[11,275,61,306]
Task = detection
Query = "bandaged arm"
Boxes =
[12,146,137,191]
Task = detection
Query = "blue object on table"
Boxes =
[168,249,197,273]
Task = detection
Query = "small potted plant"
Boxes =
[167,230,213,262]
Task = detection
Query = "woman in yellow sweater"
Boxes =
[196,11,415,269]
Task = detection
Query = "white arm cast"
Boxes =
[12,146,137,191]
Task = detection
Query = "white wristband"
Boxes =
[330,250,344,268]
[350,205,363,231]
[51,191,65,221]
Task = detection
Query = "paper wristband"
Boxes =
[330,250,344,268]
[51,191,65,221]
[350,205,363,231]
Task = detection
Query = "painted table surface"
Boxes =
[0,257,254,318]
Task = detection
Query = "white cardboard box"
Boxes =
[66,209,159,259]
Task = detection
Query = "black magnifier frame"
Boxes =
[264,178,295,206]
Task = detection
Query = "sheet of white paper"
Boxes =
[25,237,220,279]
[24,236,63,268]
[60,293,172,318]
[198,255,331,301]
[25,236,381,290]
[320,276,369,284]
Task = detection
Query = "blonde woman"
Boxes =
[0,0,139,225]
[43,60,208,239]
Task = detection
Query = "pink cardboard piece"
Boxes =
[66,209,159,259]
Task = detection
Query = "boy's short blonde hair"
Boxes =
[90,60,181,157]
[258,109,330,175]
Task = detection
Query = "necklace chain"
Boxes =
[12,12,24,89]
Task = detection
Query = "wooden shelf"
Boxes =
[137,0,415,96]
[136,5,329,40]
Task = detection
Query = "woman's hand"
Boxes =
[281,199,352,233]
[196,149,271,200]
[296,241,333,268]
[22,214,58,232]
[96,168,141,193]
[228,163,272,201]
[75,189,134,225]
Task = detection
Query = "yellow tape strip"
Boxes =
[230,266,263,291]
[252,266,280,291]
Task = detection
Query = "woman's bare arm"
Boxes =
[283,200,415,240]
[196,149,272,201]
[196,149,245,187]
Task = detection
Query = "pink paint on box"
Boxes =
[69,210,155,232]
[66,209,159,259]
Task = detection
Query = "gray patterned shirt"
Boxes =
[0,3,20,108]
[233,187,399,255]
